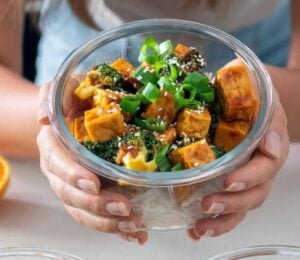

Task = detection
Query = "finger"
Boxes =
[223,151,279,192]
[37,126,100,193]
[118,232,148,245]
[65,205,148,245]
[189,212,247,239]
[202,180,273,215]
[259,90,289,159]
[45,172,131,217]
[37,82,51,125]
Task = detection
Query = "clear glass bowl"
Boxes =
[49,19,274,230]
[209,245,300,260]
[0,248,81,260]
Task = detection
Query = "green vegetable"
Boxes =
[171,163,184,171]
[157,76,177,94]
[174,84,200,110]
[120,95,141,114]
[156,145,172,171]
[134,117,167,132]
[97,63,123,91]
[138,37,160,64]
[141,82,161,103]
[159,40,173,57]
[154,61,177,81]
[122,130,162,162]
[183,72,215,103]
[84,139,119,163]
[132,66,158,85]
[211,146,226,159]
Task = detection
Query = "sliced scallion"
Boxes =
[120,95,142,114]
[141,82,161,103]
[132,66,158,85]
[134,117,167,132]
[138,37,160,64]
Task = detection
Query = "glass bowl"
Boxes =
[48,19,274,230]
[209,245,300,260]
[0,248,81,260]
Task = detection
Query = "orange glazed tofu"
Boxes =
[154,127,177,145]
[214,120,250,152]
[169,140,216,169]
[92,88,124,108]
[215,64,258,121]
[110,58,135,78]
[176,108,211,139]
[72,116,89,143]
[84,104,126,142]
[143,90,177,123]
[174,43,190,59]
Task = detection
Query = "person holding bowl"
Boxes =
[0,0,297,245]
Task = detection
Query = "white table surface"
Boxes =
[1,144,300,260]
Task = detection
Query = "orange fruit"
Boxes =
[0,156,10,198]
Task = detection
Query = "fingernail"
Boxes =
[127,235,140,244]
[265,131,282,158]
[193,228,215,238]
[118,221,138,232]
[77,179,98,194]
[105,202,130,216]
[225,182,246,192]
[202,229,215,237]
[205,202,225,214]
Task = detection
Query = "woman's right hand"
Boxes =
[36,83,148,245]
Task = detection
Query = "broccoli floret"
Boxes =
[122,129,162,161]
[84,139,119,163]
[211,145,226,159]
[97,63,123,91]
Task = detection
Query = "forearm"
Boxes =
[0,65,40,158]
[288,0,300,68]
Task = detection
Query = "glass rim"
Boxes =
[208,245,300,259]
[48,19,274,187]
[0,247,82,259]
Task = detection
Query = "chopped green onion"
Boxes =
[141,82,161,103]
[154,61,177,81]
[156,144,172,171]
[138,37,160,64]
[211,146,226,159]
[175,84,200,109]
[183,72,215,102]
[171,163,184,171]
[132,66,158,85]
[120,95,142,114]
[157,76,177,94]
[159,40,173,57]
[197,90,215,103]
[134,117,167,132]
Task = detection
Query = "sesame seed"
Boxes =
[193,162,200,167]
[200,139,206,144]
[158,107,163,111]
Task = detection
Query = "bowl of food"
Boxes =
[0,247,81,260]
[209,245,300,260]
[48,19,273,230]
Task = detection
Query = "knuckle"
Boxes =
[87,196,103,214]
[58,183,72,206]
[93,218,118,233]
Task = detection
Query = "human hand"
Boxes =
[36,81,148,245]
[187,62,290,240]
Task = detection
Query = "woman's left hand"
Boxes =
[187,74,290,240]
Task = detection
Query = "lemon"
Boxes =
[0,156,10,199]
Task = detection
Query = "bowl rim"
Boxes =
[208,245,300,259]
[48,19,274,187]
[0,247,82,259]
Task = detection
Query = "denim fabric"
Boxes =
[35,0,290,85]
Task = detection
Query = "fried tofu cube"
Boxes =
[175,43,190,59]
[143,90,177,123]
[169,140,216,169]
[74,77,95,100]
[84,104,126,142]
[110,58,135,78]
[154,127,177,145]
[72,116,89,143]
[215,64,258,121]
[214,120,250,152]
[92,89,124,108]
[176,108,211,139]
